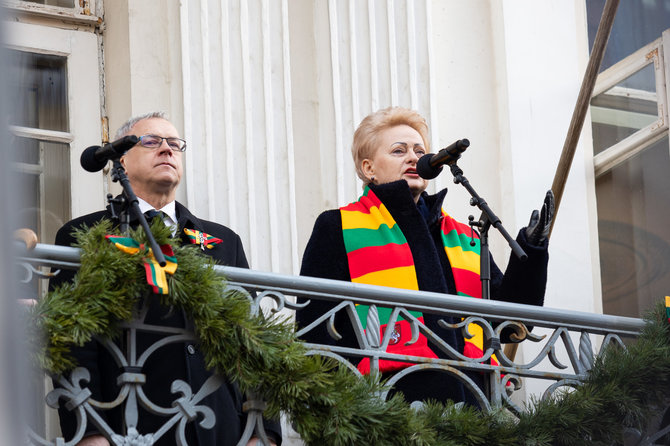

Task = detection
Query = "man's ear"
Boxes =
[361,159,374,180]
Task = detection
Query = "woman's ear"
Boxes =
[361,159,374,181]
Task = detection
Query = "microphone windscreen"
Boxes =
[80,146,108,172]
[417,154,443,179]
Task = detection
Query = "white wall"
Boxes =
[428,1,507,244]
[104,0,184,136]
[173,0,301,274]
[170,0,444,274]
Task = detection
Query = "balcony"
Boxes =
[15,242,670,445]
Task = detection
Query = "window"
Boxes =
[9,50,72,246]
[587,1,670,318]
[4,17,104,234]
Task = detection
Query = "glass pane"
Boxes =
[20,0,75,7]
[14,138,69,329]
[590,63,658,155]
[42,141,71,243]
[11,135,40,165]
[596,136,670,318]
[6,49,68,132]
[587,0,670,72]
[16,171,40,233]
[14,139,70,244]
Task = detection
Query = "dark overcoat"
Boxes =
[297,180,549,405]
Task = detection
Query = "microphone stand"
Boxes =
[108,158,166,267]
[449,163,526,300]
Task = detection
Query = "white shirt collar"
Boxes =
[136,197,178,233]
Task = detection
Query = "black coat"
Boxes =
[51,201,281,445]
[297,180,549,405]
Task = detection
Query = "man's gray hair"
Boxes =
[114,111,168,139]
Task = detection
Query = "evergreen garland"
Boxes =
[29,220,670,445]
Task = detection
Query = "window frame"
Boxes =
[592,30,670,178]
[3,0,99,27]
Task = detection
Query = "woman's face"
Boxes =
[362,124,428,201]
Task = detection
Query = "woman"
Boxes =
[297,106,552,405]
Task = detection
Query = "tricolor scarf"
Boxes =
[440,209,497,364]
[341,186,491,375]
[105,235,178,295]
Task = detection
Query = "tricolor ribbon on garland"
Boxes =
[105,235,178,294]
[666,296,670,324]
[183,228,223,250]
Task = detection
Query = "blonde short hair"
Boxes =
[352,107,430,183]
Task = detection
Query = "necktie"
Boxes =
[144,209,177,237]
[144,209,166,224]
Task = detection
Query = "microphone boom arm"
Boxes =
[449,162,526,300]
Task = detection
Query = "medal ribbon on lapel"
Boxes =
[183,228,223,250]
[105,235,178,295]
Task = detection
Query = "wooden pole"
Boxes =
[503,0,620,362]
[548,0,620,237]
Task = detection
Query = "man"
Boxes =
[51,112,280,446]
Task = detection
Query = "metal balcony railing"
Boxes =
[17,242,648,445]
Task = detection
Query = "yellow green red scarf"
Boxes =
[341,186,489,374]
[439,209,492,362]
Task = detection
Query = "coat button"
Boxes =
[187,344,196,355]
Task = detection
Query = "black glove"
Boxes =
[524,190,555,246]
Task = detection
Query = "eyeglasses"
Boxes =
[137,134,187,152]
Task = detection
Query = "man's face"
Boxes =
[120,118,183,198]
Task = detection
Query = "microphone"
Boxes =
[80,135,139,172]
[417,138,470,179]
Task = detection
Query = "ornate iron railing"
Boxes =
[17,242,661,445]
